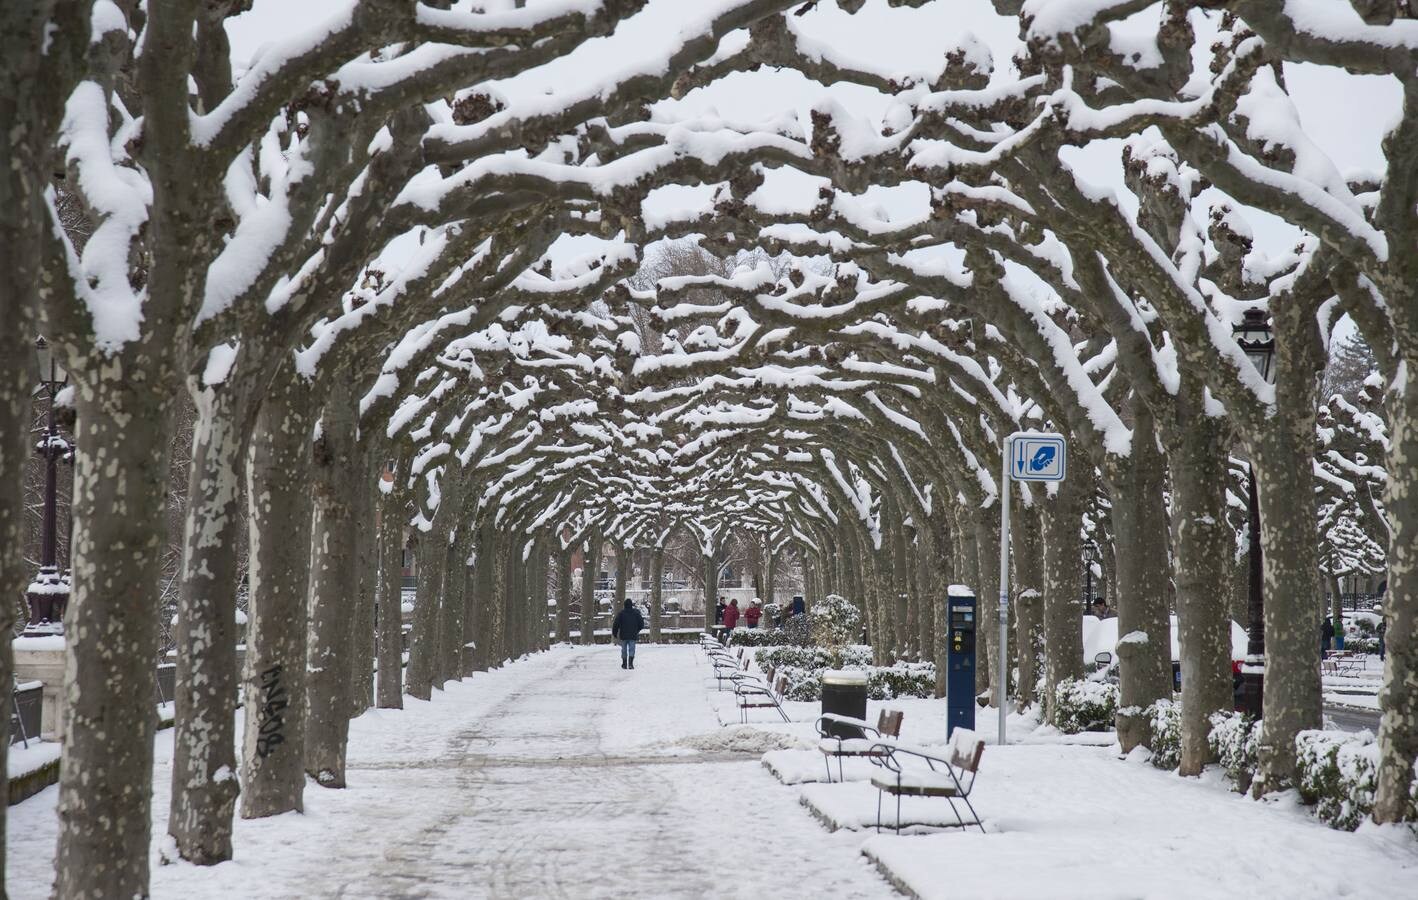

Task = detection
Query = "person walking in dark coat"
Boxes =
[790,595,805,617]
[722,598,740,638]
[1321,616,1335,657]
[612,599,645,669]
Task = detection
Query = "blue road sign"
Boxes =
[1011,433,1066,482]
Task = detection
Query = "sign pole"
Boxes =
[997,436,1012,747]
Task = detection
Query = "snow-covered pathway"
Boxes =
[8,645,895,899]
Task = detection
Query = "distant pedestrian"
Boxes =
[1378,613,1387,661]
[745,599,762,629]
[612,599,644,670]
[714,599,726,626]
[1321,616,1335,657]
[1091,599,1114,619]
[722,598,740,637]
[790,595,805,617]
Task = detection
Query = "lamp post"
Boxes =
[25,337,72,635]
[1233,309,1275,718]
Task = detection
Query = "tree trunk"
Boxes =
[556,546,572,642]
[702,546,720,634]
[614,545,630,621]
[488,534,508,665]
[1374,383,1418,822]
[766,545,779,608]
[1013,502,1045,711]
[1109,408,1174,753]
[973,505,1000,700]
[56,379,175,898]
[375,463,405,708]
[1041,466,1088,724]
[469,519,496,670]
[650,546,665,641]
[404,527,445,700]
[347,451,378,717]
[169,373,249,864]
[1252,429,1325,794]
[581,533,600,644]
[437,529,467,685]
[305,385,358,788]
[240,367,315,818]
[0,315,31,883]
[1168,394,1233,776]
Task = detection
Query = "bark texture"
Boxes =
[240,368,315,818]
[305,386,358,788]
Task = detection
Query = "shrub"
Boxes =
[1147,700,1182,770]
[1297,729,1379,831]
[1343,637,1380,654]
[810,594,863,647]
[728,629,780,647]
[1208,711,1260,792]
[869,663,936,700]
[1053,678,1118,734]
[758,644,871,672]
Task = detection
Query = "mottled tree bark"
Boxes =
[556,545,573,643]
[1041,468,1088,724]
[1,2,84,875]
[348,451,379,716]
[1375,385,1418,821]
[168,372,248,863]
[581,533,601,644]
[305,385,359,788]
[241,367,315,818]
[375,463,406,708]
[973,504,1000,700]
[57,376,176,898]
[406,529,445,699]
[1109,408,1174,752]
[1169,390,1233,776]
[437,529,467,686]
[1013,502,1045,711]
[650,546,665,641]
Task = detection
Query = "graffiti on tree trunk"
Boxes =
[255,665,288,758]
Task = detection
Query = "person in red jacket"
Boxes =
[722,598,740,637]
[744,599,762,629]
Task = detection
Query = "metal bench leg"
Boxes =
[876,790,883,834]
[962,796,985,834]
[896,791,903,835]
[838,753,845,783]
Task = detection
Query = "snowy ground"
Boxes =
[8,644,1417,899]
[7,645,893,899]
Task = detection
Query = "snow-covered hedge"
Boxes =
[1208,711,1260,792]
[728,629,781,647]
[773,663,936,702]
[1147,700,1182,770]
[758,645,872,672]
[1053,679,1118,734]
[1296,729,1380,831]
[868,663,935,700]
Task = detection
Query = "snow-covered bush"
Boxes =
[1053,679,1118,734]
[1296,729,1379,831]
[1344,637,1380,654]
[869,664,935,700]
[757,644,872,672]
[779,612,811,646]
[728,629,780,647]
[809,594,863,648]
[1209,711,1260,792]
[771,663,936,702]
[1147,700,1182,770]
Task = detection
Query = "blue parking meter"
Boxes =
[946,585,976,738]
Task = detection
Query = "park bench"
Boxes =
[815,709,904,783]
[1322,650,1366,677]
[710,649,749,690]
[734,673,790,724]
[869,728,986,834]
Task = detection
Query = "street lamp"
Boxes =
[25,337,72,636]
[1233,309,1275,718]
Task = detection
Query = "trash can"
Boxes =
[821,669,869,738]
